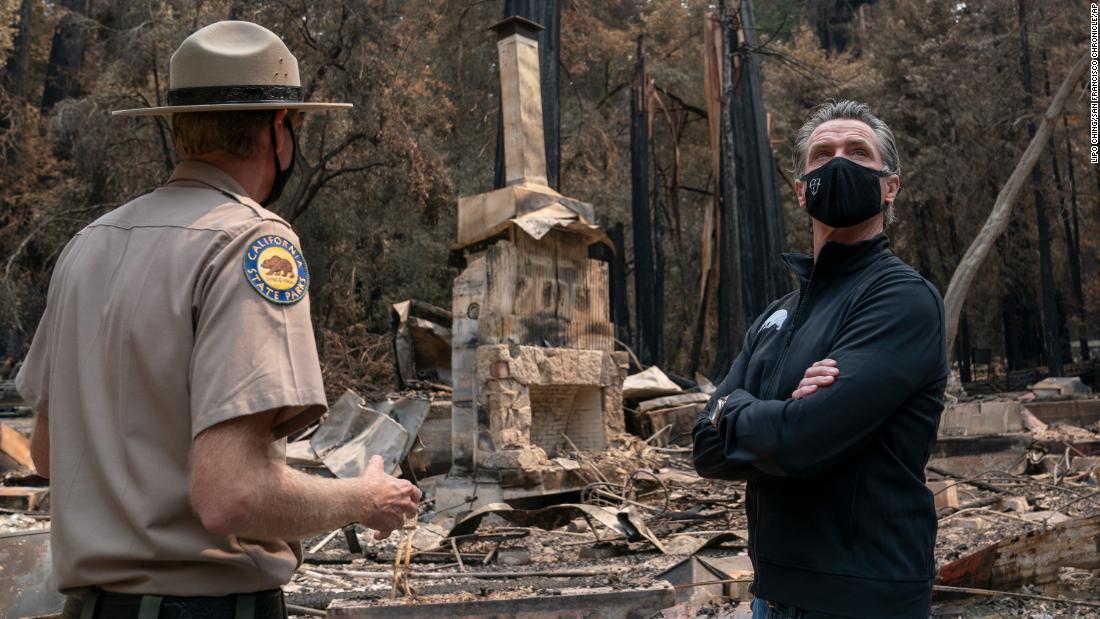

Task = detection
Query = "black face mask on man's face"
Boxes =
[261,118,297,207]
[799,156,891,228]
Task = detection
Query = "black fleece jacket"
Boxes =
[693,234,948,619]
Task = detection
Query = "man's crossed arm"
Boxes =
[693,275,945,479]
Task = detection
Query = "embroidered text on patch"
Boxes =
[243,234,309,304]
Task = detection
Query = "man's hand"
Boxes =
[192,410,422,541]
[791,359,839,400]
[359,455,421,540]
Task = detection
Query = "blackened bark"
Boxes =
[41,2,91,111]
[609,223,632,345]
[1038,51,1083,364]
[711,1,744,378]
[999,227,1044,370]
[2,0,33,98]
[1016,0,1062,376]
[653,155,665,366]
[731,0,790,324]
[1062,113,1089,360]
[493,0,561,190]
[630,35,658,367]
[956,315,972,383]
[945,195,972,382]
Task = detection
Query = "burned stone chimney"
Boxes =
[436,16,627,510]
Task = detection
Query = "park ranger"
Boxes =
[17,21,420,619]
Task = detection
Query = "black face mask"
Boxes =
[261,117,297,207]
[799,156,891,228]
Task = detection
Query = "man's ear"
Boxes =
[272,109,290,154]
[882,174,901,205]
[794,178,806,209]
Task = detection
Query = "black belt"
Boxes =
[64,588,287,619]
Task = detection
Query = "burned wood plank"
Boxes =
[0,486,48,511]
[0,422,33,470]
[327,582,676,619]
[935,514,1100,591]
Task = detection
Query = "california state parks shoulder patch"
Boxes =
[243,234,309,304]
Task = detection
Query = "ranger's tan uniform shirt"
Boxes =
[15,161,328,596]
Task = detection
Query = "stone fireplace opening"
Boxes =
[528,384,605,456]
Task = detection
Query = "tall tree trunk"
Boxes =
[1016,0,1061,376]
[653,153,665,367]
[945,196,972,382]
[1039,57,1072,351]
[692,12,722,376]
[730,0,790,324]
[711,0,744,378]
[41,1,90,111]
[630,35,658,367]
[956,315,972,383]
[2,0,33,98]
[1062,113,1089,360]
[609,223,631,346]
[493,0,561,190]
[942,51,1087,351]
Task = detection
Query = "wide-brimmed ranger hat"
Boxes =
[113,20,351,116]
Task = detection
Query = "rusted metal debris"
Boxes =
[448,502,667,553]
[0,529,64,618]
[391,300,453,391]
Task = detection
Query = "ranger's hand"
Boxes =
[359,455,421,540]
[791,358,839,400]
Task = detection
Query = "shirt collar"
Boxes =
[781,234,892,283]
[166,160,251,199]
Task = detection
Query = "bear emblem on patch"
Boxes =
[243,234,309,304]
[760,309,788,332]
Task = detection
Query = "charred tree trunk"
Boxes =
[1062,113,1089,360]
[493,0,561,190]
[730,0,790,323]
[609,223,631,346]
[956,315,972,383]
[631,35,658,367]
[2,0,33,98]
[1038,58,1086,364]
[711,1,744,378]
[41,1,90,111]
[653,155,665,367]
[945,197,972,382]
[1016,0,1061,376]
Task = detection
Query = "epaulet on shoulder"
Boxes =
[231,195,294,232]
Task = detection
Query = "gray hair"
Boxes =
[792,100,901,224]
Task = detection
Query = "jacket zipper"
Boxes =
[762,262,816,399]
[753,263,815,596]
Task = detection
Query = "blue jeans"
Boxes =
[750,597,932,619]
[750,597,845,619]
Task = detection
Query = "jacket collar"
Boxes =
[166,160,251,199]
[781,234,892,284]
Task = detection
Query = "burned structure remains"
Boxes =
[436,17,628,508]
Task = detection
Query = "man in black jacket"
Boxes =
[693,100,947,619]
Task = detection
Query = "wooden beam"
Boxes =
[0,423,32,470]
[0,486,47,511]
[936,514,1100,591]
